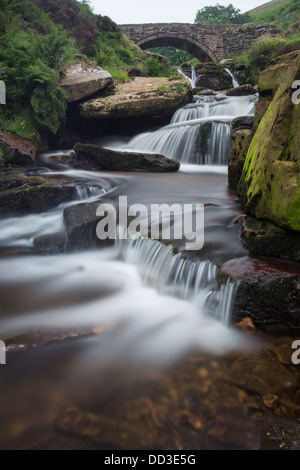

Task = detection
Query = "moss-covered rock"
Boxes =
[228,130,253,190]
[258,50,299,95]
[74,143,180,172]
[239,216,300,262]
[238,53,300,232]
[0,169,76,215]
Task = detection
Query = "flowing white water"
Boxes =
[0,183,110,248]
[102,94,257,165]
[225,68,240,88]
[176,66,198,88]
[171,95,257,123]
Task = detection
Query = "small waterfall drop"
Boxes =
[224,68,240,88]
[176,66,198,89]
[103,87,258,165]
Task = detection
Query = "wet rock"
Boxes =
[194,62,232,91]
[60,62,113,102]
[255,415,300,450]
[63,201,110,252]
[227,349,298,396]
[219,256,300,326]
[280,399,300,418]
[273,341,295,366]
[0,130,42,166]
[228,129,253,190]
[240,216,300,262]
[232,116,254,131]
[74,143,180,172]
[262,394,279,410]
[226,84,256,96]
[79,77,192,121]
[0,170,76,215]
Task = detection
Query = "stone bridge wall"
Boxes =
[120,23,279,61]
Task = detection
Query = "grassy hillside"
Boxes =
[0,0,175,142]
[248,0,300,28]
[231,1,300,84]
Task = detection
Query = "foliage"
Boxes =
[195,4,251,25]
[95,31,175,81]
[147,47,196,67]
[248,0,300,29]
[0,0,176,141]
[235,33,300,84]
[0,0,77,137]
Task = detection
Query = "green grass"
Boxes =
[248,0,300,28]
[235,33,300,84]
[157,85,171,93]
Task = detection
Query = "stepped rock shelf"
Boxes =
[79,77,193,120]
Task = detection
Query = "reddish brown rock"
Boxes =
[0,130,40,166]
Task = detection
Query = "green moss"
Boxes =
[157,85,171,93]
[238,53,300,232]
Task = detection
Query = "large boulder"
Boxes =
[258,50,300,96]
[238,53,300,232]
[194,62,232,91]
[60,62,113,102]
[74,143,180,172]
[219,256,300,326]
[79,77,192,120]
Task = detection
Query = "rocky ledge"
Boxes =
[219,256,300,326]
[79,77,192,120]
[74,143,180,172]
[0,169,77,215]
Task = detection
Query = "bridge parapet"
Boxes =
[120,23,280,62]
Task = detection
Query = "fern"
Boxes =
[27,61,69,134]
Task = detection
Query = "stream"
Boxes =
[0,70,299,450]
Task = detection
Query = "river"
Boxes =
[0,71,297,450]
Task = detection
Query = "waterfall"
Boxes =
[122,118,232,165]
[176,66,197,88]
[117,236,237,325]
[224,68,240,88]
[105,94,258,165]
[171,95,257,124]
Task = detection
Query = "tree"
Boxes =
[195,4,251,25]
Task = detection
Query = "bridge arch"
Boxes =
[136,33,217,63]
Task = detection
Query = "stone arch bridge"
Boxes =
[120,23,278,62]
